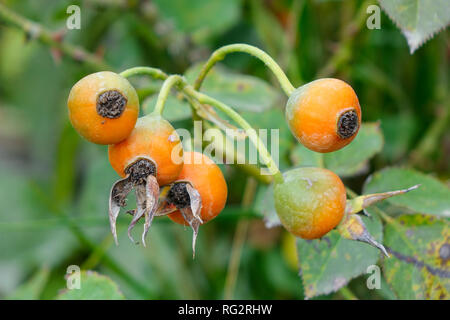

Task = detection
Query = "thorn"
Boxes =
[50,48,62,65]
[51,29,66,42]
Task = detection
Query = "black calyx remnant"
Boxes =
[337,109,359,139]
[96,90,127,119]
[167,182,191,209]
[125,159,156,185]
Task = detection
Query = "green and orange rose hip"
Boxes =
[273,167,346,239]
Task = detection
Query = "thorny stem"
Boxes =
[0,3,109,70]
[194,43,296,96]
[121,67,284,183]
[153,75,184,115]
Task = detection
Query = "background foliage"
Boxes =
[0,0,448,300]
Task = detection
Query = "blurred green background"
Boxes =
[0,0,448,300]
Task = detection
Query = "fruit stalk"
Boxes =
[153,75,185,115]
[121,67,284,183]
[194,43,296,96]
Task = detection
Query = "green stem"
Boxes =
[0,3,108,70]
[121,67,283,183]
[194,43,296,96]
[184,86,284,183]
[153,75,184,115]
[119,66,168,80]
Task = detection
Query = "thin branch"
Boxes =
[0,3,109,70]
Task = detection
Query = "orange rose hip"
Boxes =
[67,71,139,145]
[285,78,361,153]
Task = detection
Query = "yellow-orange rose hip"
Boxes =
[67,71,139,145]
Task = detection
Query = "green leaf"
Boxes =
[57,271,125,300]
[363,167,450,217]
[324,123,384,176]
[379,0,450,53]
[297,214,383,299]
[142,94,192,122]
[290,144,323,168]
[153,0,241,42]
[290,123,384,177]
[253,184,281,228]
[185,64,280,112]
[6,267,50,300]
[383,214,450,299]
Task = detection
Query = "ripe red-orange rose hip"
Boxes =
[167,151,227,225]
[158,151,227,255]
[108,113,183,186]
[285,78,361,153]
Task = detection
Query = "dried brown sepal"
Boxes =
[186,183,203,224]
[127,184,146,244]
[156,182,203,257]
[180,207,202,259]
[345,184,420,216]
[142,175,160,246]
[156,202,178,216]
[337,212,389,257]
[108,158,160,246]
[109,176,134,245]
[152,186,178,216]
[126,175,160,247]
